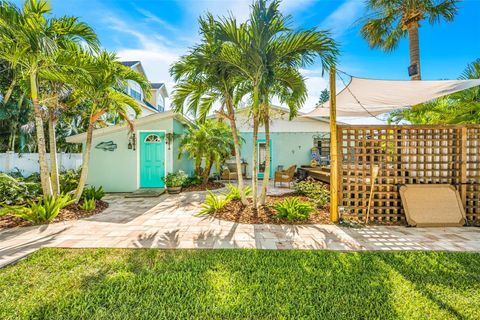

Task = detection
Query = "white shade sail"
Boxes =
[306,77,480,117]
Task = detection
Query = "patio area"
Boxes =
[1,186,480,268]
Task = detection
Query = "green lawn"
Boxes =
[0,249,479,319]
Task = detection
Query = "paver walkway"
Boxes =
[1,187,480,267]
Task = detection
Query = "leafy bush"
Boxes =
[294,178,330,208]
[165,170,188,188]
[224,184,252,201]
[2,194,75,224]
[199,191,229,215]
[59,170,80,193]
[82,186,105,201]
[273,198,315,221]
[0,173,40,205]
[79,198,96,211]
[183,176,202,187]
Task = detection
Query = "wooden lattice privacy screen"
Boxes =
[337,125,480,225]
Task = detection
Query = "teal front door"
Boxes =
[140,132,165,188]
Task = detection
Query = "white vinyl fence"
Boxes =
[0,152,82,177]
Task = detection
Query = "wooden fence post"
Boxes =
[460,127,467,208]
[329,67,339,222]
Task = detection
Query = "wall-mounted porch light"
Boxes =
[128,133,136,151]
[165,132,173,150]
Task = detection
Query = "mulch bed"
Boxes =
[210,193,332,224]
[0,200,109,230]
[183,181,225,192]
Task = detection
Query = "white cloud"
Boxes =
[175,0,316,22]
[320,0,364,37]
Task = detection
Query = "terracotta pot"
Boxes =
[167,186,182,194]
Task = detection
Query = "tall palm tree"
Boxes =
[171,14,249,204]
[73,51,151,201]
[360,0,459,80]
[218,0,338,206]
[0,0,98,195]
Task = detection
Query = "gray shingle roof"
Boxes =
[120,61,140,67]
[151,83,165,89]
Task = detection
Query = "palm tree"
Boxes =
[360,0,459,80]
[389,59,480,124]
[178,120,236,185]
[218,0,338,206]
[73,51,151,201]
[0,0,98,195]
[171,14,249,204]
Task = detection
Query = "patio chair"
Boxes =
[221,167,238,181]
[274,165,296,187]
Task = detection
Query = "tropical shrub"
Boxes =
[199,191,229,215]
[79,198,96,211]
[82,186,105,201]
[224,184,252,201]
[294,179,330,208]
[0,173,40,205]
[59,170,80,193]
[273,198,315,221]
[183,176,202,187]
[2,194,75,224]
[165,171,188,188]
[178,121,237,184]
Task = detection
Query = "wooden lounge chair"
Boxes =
[274,165,296,187]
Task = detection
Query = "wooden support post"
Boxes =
[329,67,339,222]
[460,127,467,208]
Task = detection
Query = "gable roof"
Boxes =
[120,61,140,67]
[66,111,191,144]
[150,82,169,98]
[151,82,164,89]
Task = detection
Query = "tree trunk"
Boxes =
[252,116,259,209]
[408,26,421,80]
[259,108,271,205]
[251,87,260,209]
[30,71,52,196]
[195,159,202,177]
[202,156,214,185]
[74,122,94,202]
[226,98,248,205]
[48,110,60,195]
[3,77,16,105]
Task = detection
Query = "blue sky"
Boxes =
[13,0,480,115]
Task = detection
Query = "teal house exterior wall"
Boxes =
[239,132,323,177]
[81,114,192,192]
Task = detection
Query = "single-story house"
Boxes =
[66,111,193,192]
[211,106,331,179]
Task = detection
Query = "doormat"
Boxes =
[125,188,165,198]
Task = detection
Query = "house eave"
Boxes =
[66,111,187,144]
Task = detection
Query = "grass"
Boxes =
[0,249,479,319]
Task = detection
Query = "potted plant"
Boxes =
[165,171,187,194]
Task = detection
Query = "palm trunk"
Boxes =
[408,26,421,80]
[195,159,202,177]
[202,156,214,185]
[252,116,260,209]
[48,110,60,195]
[3,77,16,105]
[74,122,94,202]
[251,87,260,209]
[226,98,248,205]
[259,109,271,205]
[30,71,52,196]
